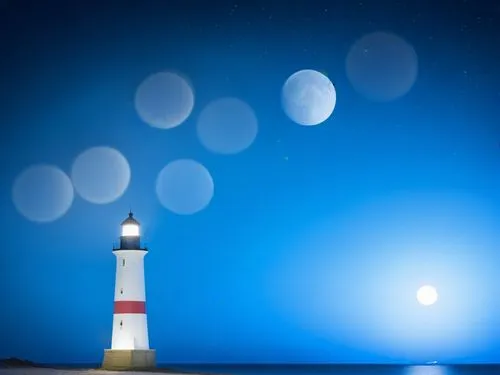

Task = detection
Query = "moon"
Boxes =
[416,285,438,306]
[281,69,336,126]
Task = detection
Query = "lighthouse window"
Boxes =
[120,288,123,295]
[120,320,123,329]
[122,259,125,266]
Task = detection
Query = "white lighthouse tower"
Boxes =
[102,212,156,370]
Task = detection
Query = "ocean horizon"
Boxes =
[17,363,500,375]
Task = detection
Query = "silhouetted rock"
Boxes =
[0,357,39,368]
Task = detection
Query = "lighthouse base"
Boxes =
[101,349,156,370]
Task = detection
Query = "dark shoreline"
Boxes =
[0,358,194,373]
[2,358,500,372]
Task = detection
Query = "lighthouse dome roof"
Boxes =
[121,211,140,226]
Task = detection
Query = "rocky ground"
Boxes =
[0,358,205,375]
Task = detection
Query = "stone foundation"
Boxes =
[101,349,156,370]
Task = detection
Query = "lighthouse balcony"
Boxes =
[113,240,148,251]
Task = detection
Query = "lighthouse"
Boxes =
[102,212,156,370]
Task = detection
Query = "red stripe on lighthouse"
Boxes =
[114,301,146,314]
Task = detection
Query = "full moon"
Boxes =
[416,285,438,306]
[281,69,336,126]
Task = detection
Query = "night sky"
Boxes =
[1,0,500,365]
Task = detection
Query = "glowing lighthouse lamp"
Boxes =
[102,212,156,370]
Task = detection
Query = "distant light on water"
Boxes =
[71,146,131,204]
[12,164,74,223]
[155,159,214,215]
[406,365,447,375]
[196,97,258,154]
[346,31,418,102]
[135,71,195,129]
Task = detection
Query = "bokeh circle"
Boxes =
[12,164,74,223]
[71,146,131,204]
[156,159,214,215]
[135,71,195,129]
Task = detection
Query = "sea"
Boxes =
[170,364,500,375]
[42,364,500,375]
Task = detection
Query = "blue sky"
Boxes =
[1,0,500,364]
